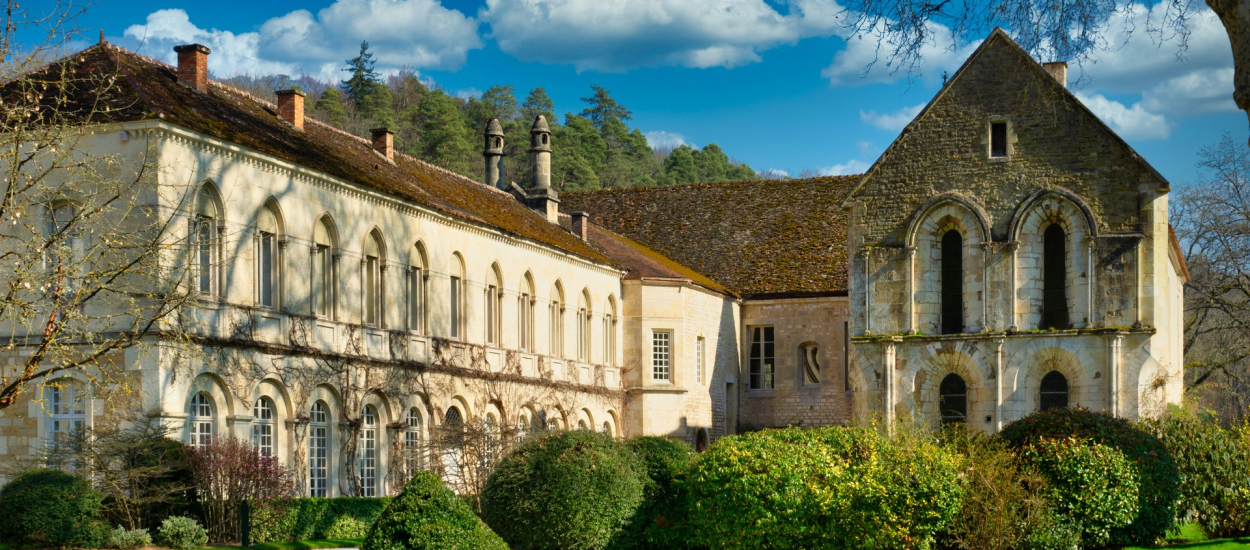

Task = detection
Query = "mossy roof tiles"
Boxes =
[563,176,858,298]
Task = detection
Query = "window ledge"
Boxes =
[746,389,776,397]
[627,385,689,395]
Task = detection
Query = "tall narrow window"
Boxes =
[256,206,280,309]
[194,186,219,296]
[603,314,615,366]
[363,232,384,327]
[549,286,564,357]
[46,382,85,455]
[939,374,967,425]
[44,203,81,304]
[450,276,462,339]
[941,230,964,334]
[651,331,671,381]
[408,267,423,332]
[189,393,214,448]
[578,308,591,361]
[696,336,706,384]
[309,401,329,497]
[358,406,377,497]
[405,408,423,474]
[313,218,334,319]
[1042,224,1069,330]
[520,292,533,350]
[749,326,775,390]
[990,122,1008,158]
[486,284,500,345]
[252,398,275,456]
[1039,371,1069,411]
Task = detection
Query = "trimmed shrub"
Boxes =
[157,516,208,550]
[611,437,694,550]
[1144,411,1250,537]
[937,429,1055,550]
[0,468,109,548]
[1022,437,1139,547]
[250,497,392,543]
[108,526,153,549]
[1000,408,1179,546]
[684,426,963,549]
[481,430,646,550]
[362,471,507,550]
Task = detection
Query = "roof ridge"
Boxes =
[566,174,860,195]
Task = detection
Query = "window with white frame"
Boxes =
[358,406,377,497]
[652,331,672,381]
[46,382,86,456]
[577,307,590,361]
[256,206,280,309]
[485,282,500,345]
[252,397,275,457]
[405,407,423,474]
[309,401,329,497]
[363,232,384,327]
[450,276,463,339]
[408,266,424,333]
[696,336,706,384]
[519,291,533,351]
[549,289,564,357]
[193,185,220,297]
[749,326,775,390]
[313,218,335,318]
[44,202,81,305]
[189,393,214,448]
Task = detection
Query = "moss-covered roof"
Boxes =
[563,176,858,297]
[16,43,612,266]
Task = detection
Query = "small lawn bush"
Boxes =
[0,468,109,548]
[684,426,963,549]
[1144,411,1250,537]
[157,516,208,550]
[1000,408,1180,546]
[108,526,153,549]
[250,497,392,543]
[481,430,646,550]
[937,429,1056,550]
[1022,437,1139,547]
[362,471,507,550]
[610,437,694,550]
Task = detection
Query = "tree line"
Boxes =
[223,42,757,191]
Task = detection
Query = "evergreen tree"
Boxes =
[726,162,757,180]
[342,41,380,105]
[579,85,631,131]
[521,87,555,125]
[313,87,348,127]
[692,143,730,182]
[663,145,698,184]
[480,86,519,123]
[359,80,395,128]
[418,90,475,175]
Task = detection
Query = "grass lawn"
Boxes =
[196,539,363,550]
[1125,524,1250,549]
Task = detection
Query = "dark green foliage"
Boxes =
[611,437,695,550]
[684,427,964,549]
[313,88,348,127]
[521,87,555,125]
[663,146,698,184]
[999,408,1180,546]
[416,90,475,174]
[481,430,646,550]
[250,497,393,544]
[341,41,380,105]
[1144,410,1250,537]
[580,85,632,130]
[0,468,109,547]
[362,471,507,550]
[1021,437,1140,547]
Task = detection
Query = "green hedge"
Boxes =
[1022,437,1139,547]
[0,468,109,548]
[362,471,507,550]
[251,496,392,544]
[610,437,695,550]
[1144,411,1250,537]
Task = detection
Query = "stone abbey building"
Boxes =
[0,29,1186,495]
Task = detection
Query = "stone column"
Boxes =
[883,339,896,427]
[905,246,916,334]
[1007,241,1020,331]
[994,337,1005,432]
[980,242,992,331]
[1108,334,1124,417]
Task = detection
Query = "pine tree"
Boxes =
[418,90,475,175]
[579,85,631,131]
[342,41,380,105]
[312,87,348,127]
[521,87,555,125]
[663,145,698,184]
[693,143,730,182]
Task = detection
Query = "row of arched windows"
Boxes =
[190,182,617,363]
[938,370,1070,425]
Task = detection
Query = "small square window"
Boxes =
[990,122,1008,158]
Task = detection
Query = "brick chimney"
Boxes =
[1043,61,1067,89]
[173,44,210,92]
[371,128,394,161]
[275,89,306,130]
[571,212,590,241]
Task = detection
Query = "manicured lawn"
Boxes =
[1126,524,1250,549]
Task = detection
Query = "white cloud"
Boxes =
[1075,92,1171,140]
[480,0,849,72]
[819,159,870,175]
[822,22,980,86]
[859,103,924,131]
[645,131,688,149]
[1140,68,1237,117]
[121,0,481,79]
[455,87,483,100]
[761,168,791,179]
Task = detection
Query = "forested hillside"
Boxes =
[222,42,757,191]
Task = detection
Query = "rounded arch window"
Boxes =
[308,401,330,497]
[940,230,964,334]
[1039,371,1069,411]
[696,428,709,452]
[252,397,276,456]
[405,407,424,474]
[444,406,464,429]
[1042,224,1070,330]
[189,392,215,448]
[938,374,967,425]
[601,421,612,436]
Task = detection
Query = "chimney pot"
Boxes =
[370,128,395,161]
[1043,61,1067,89]
[571,212,590,241]
[173,44,211,92]
[276,89,306,130]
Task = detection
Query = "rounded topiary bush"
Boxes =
[157,516,208,550]
[1000,408,1179,546]
[0,468,109,547]
[1022,437,1139,547]
[684,426,964,549]
[481,429,645,550]
[610,436,694,550]
[363,471,507,550]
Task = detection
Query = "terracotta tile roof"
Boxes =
[563,176,858,297]
[16,44,613,266]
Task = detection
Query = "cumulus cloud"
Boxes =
[479,0,849,72]
[859,103,924,131]
[645,131,688,149]
[121,0,481,79]
[1075,92,1171,140]
[819,159,870,176]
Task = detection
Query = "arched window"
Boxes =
[604,297,617,366]
[485,265,502,345]
[939,374,967,425]
[358,406,377,497]
[1040,371,1069,411]
[940,230,964,334]
[193,185,221,296]
[519,273,535,351]
[577,289,591,362]
[46,381,86,455]
[602,421,612,436]
[444,406,464,429]
[189,393,214,448]
[577,419,588,430]
[1042,224,1069,330]
[550,283,565,358]
[256,203,281,309]
[518,414,530,439]
[363,231,385,327]
[405,408,423,474]
[408,243,427,333]
[252,397,275,456]
[309,401,329,497]
[696,428,709,452]
[450,254,465,340]
[312,217,336,319]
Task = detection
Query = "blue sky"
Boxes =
[57,0,1245,184]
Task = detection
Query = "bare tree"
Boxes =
[0,0,200,411]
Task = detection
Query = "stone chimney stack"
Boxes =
[484,118,505,189]
[371,128,394,161]
[173,44,211,93]
[1043,61,1068,89]
[276,89,306,130]
[571,212,590,241]
[530,115,551,189]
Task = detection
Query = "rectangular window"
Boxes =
[696,336,706,384]
[196,217,215,295]
[749,326,775,390]
[259,231,275,308]
[309,424,327,497]
[550,303,563,358]
[313,245,331,318]
[450,276,461,339]
[652,331,671,381]
[408,268,423,332]
[486,285,499,344]
[990,122,1008,158]
[365,256,378,326]
[577,308,589,361]
[520,294,532,350]
[603,315,614,366]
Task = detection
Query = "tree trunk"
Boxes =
[1208,0,1250,142]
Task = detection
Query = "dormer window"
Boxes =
[990,121,1008,158]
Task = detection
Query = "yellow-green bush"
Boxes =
[362,471,506,550]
